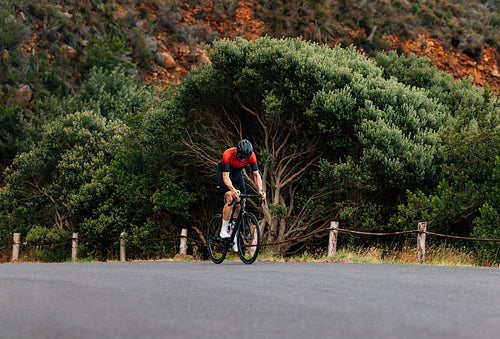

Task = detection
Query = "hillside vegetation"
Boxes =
[1,0,499,263]
[2,1,500,92]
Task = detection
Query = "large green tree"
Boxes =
[393,94,500,262]
[94,85,198,259]
[377,51,500,262]
[173,37,446,252]
[0,99,23,176]
[1,68,194,260]
[2,110,125,233]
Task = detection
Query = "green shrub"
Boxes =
[0,99,22,171]
[392,87,500,246]
[125,221,177,260]
[0,1,30,50]
[78,67,143,119]
[129,27,154,70]
[471,156,500,264]
[472,203,500,264]
[25,51,68,98]
[489,13,500,28]
[83,35,132,72]
[156,0,183,32]
[25,226,72,262]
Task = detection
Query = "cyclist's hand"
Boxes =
[259,190,266,200]
[231,188,240,199]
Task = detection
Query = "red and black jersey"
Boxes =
[220,147,258,175]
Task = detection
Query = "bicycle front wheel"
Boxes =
[237,212,261,264]
[207,214,228,264]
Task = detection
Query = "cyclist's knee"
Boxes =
[224,191,233,204]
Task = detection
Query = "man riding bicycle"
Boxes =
[217,139,266,251]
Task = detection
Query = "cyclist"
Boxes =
[217,139,266,251]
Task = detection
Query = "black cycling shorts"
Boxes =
[216,162,246,195]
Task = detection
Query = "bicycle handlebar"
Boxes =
[228,194,265,207]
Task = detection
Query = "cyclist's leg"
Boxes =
[230,175,245,219]
[228,177,245,252]
[217,164,239,237]
[218,171,244,219]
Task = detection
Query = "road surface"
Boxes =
[1,261,499,338]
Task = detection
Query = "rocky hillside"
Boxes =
[1,0,500,111]
[121,0,500,91]
[386,32,500,91]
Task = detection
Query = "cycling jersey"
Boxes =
[220,148,258,175]
[217,147,258,195]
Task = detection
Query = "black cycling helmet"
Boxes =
[237,139,253,159]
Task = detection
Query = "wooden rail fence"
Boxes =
[327,221,428,263]
[9,229,191,263]
[6,222,500,263]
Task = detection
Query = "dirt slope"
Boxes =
[160,0,500,92]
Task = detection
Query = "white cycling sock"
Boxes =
[232,231,239,252]
[220,219,230,238]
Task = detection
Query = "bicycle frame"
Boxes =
[226,194,262,247]
[207,193,263,264]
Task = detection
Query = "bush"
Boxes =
[472,204,500,264]
[25,226,72,262]
[125,221,177,260]
[471,156,500,264]
[129,27,154,70]
[0,1,30,50]
[0,97,23,172]
[25,51,69,98]
[83,35,132,72]
[392,83,500,251]
[78,67,144,119]
[156,0,183,33]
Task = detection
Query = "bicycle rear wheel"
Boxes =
[237,212,261,264]
[207,214,228,264]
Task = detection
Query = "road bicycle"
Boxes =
[207,194,262,264]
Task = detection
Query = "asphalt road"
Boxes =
[1,261,499,339]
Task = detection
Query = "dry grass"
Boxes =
[424,243,481,266]
[258,242,484,267]
[0,250,11,263]
[344,242,479,266]
[0,242,488,267]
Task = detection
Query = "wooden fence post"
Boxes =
[328,221,339,258]
[12,233,20,262]
[417,222,427,264]
[71,233,78,263]
[180,228,188,255]
[120,232,127,262]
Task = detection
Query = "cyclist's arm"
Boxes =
[252,170,266,199]
[222,172,240,197]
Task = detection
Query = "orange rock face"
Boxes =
[385,32,500,93]
[13,1,500,93]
